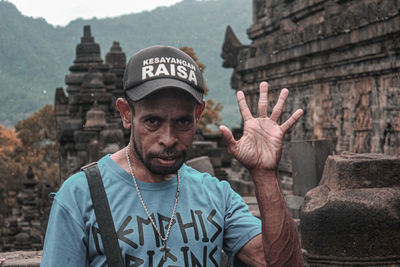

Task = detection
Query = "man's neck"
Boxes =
[110,148,176,183]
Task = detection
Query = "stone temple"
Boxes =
[55,25,128,183]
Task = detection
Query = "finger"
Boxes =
[258,81,269,118]
[237,91,253,122]
[219,125,237,154]
[270,88,289,122]
[281,109,303,133]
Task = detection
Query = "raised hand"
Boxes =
[220,81,303,172]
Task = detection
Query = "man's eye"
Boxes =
[177,119,192,129]
[178,119,189,125]
[145,118,160,127]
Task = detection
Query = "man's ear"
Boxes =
[195,100,206,121]
[116,98,133,129]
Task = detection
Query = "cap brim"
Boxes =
[125,78,203,104]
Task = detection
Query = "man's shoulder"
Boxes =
[54,169,92,204]
[58,155,112,195]
[183,164,231,190]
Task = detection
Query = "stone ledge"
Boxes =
[0,251,42,267]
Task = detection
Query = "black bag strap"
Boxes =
[82,163,124,267]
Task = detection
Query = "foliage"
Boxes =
[0,104,58,191]
[14,104,59,186]
[0,125,24,191]
[180,46,208,95]
[180,46,223,133]
[0,104,59,218]
[0,125,20,153]
[199,99,223,133]
[0,0,251,127]
[0,124,24,218]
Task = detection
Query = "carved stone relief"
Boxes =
[351,79,374,153]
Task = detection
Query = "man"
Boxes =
[41,45,303,266]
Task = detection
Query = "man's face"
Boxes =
[130,89,198,175]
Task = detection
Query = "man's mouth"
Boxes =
[155,156,178,166]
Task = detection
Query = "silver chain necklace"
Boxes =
[125,144,180,261]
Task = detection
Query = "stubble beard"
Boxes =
[132,137,186,176]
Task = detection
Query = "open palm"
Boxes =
[220,82,303,171]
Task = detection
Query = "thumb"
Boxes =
[219,125,237,154]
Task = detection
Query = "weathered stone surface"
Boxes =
[105,41,126,99]
[242,196,260,218]
[319,152,400,190]
[221,26,245,69]
[290,139,334,196]
[229,178,255,196]
[302,186,400,258]
[186,156,215,176]
[14,233,31,251]
[74,25,102,64]
[0,251,41,267]
[0,168,52,252]
[300,153,400,264]
[84,102,107,129]
[285,195,304,219]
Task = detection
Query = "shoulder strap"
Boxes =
[82,163,124,267]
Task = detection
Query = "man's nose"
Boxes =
[159,125,178,147]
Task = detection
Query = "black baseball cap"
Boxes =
[123,45,204,104]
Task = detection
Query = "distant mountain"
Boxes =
[0,0,252,127]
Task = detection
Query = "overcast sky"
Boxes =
[6,0,183,26]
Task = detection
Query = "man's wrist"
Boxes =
[250,168,278,186]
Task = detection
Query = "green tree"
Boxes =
[180,46,223,133]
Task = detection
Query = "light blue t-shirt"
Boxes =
[41,155,261,266]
